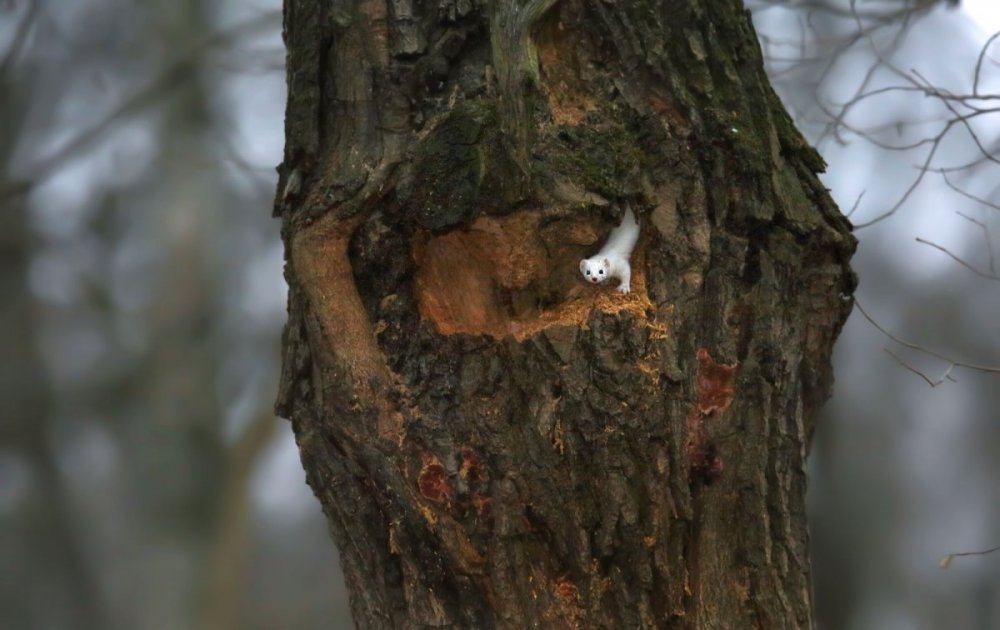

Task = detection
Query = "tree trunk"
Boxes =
[275,0,856,627]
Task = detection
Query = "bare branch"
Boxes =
[910,70,1000,167]
[973,31,1000,97]
[850,132,942,229]
[0,9,280,202]
[940,544,1000,569]
[955,210,997,274]
[755,2,1000,229]
[940,171,1000,212]
[883,348,955,387]
[845,190,865,218]
[914,237,1000,281]
[855,299,1000,380]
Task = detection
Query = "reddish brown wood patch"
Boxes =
[695,348,737,414]
[418,452,453,503]
[412,213,547,338]
[687,349,738,483]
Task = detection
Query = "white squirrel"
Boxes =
[579,204,640,294]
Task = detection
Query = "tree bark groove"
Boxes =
[275,0,856,627]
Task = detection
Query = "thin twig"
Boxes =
[940,544,1000,569]
[940,171,1000,212]
[855,298,1000,377]
[883,348,955,387]
[911,69,1000,167]
[973,32,1000,97]
[845,190,865,218]
[914,237,999,281]
[955,211,997,274]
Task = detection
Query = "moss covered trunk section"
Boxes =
[275,0,856,627]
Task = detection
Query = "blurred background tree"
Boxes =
[0,2,345,628]
[0,0,996,628]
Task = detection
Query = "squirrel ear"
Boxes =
[579,260,587,273]
[603,257,610,267]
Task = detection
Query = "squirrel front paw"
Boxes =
[617,283,630,294]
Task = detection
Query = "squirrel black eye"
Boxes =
[598,269,605,275]
[585,270,590,276]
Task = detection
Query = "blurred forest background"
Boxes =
[1,0,997,628]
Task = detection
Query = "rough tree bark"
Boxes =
[274,0,856,627]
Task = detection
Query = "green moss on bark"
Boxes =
[538,120,646,200]
[401,102,528,231]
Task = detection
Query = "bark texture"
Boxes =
[275,0,856,627]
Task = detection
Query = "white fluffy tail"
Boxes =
[602,203,640,259]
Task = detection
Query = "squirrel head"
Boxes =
[579,257,610,284]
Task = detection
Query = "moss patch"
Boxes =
[537,120,646,200]
[402,102,528,231]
